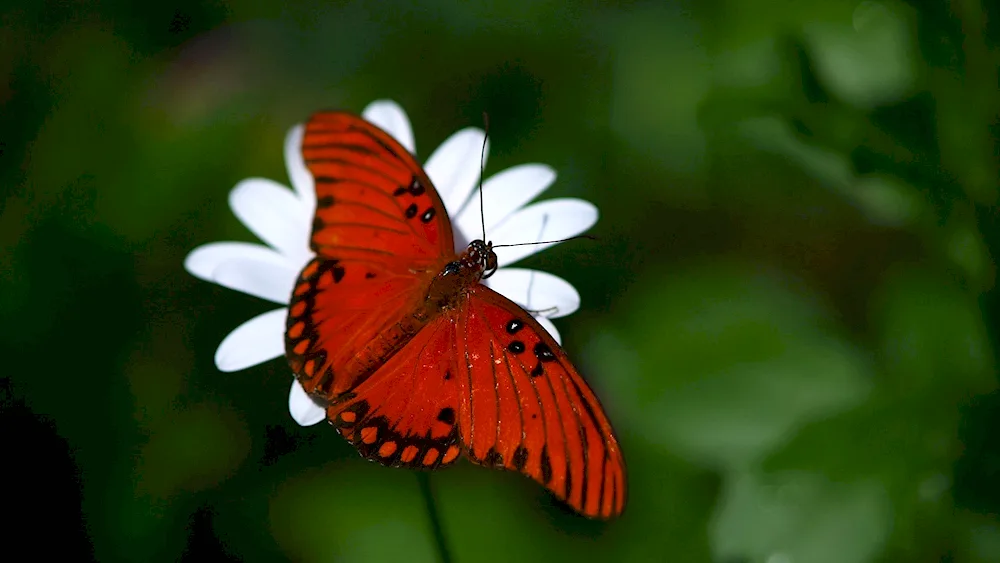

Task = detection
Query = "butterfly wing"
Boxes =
[302,112,454,263]
[325,311,464,469]
[287,113,455,399]
[455,284,627,519]
[286,255,430,398]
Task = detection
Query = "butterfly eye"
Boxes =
[482,251,499,280]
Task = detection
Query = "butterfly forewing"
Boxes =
[302,112,455,264]
[288,113,455,400]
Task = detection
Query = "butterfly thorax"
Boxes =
[423,239,498,312]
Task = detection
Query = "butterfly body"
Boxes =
[425,239,497,310]
[284,111,626,519]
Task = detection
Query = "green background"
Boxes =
[3,0,1000,561]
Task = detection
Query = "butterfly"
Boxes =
[284,111,626,519]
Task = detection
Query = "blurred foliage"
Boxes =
[3,0,1000,561]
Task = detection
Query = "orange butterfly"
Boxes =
[284,111,626,519]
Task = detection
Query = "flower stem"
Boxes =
[417,472,453,563]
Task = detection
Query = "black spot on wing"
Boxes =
[437,407,456,425]
[513,445,529,471]
[534,342,556,362]
[540,445,553,484]
[484,447,503,468]
[315,366,334,395]
[409,177,425,196]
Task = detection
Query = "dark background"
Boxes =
[3,0,1000,561]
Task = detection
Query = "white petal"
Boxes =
[284,125,315,214]
[534,315,562,345]
[483,268,580,319]
[362,100,415,155]
[489,199,598,268]
[454,164,557,246]
[184,242,285,282]
[212,256,298,304]
[425,128,488,216]
[214,308,287,372]
[288,381,327,426]
[229,178,312,262]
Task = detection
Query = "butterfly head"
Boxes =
[464,239,498,280]
[439,240,497,282]
[428,240,498,308]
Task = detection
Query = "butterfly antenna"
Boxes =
[492,234,597,249]
[479,111,490,242]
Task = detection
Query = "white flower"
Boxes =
[185,100,597,427]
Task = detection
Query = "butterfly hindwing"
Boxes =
[302,112,454,264]
[326,313,463,469]
[286,255,431,400]
[455,284,627,519]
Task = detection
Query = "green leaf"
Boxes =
[711,470,891,563]
[803,1,917,108]
[872,267,994,393]
[604,261,872,470]
[738,117,928,228]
